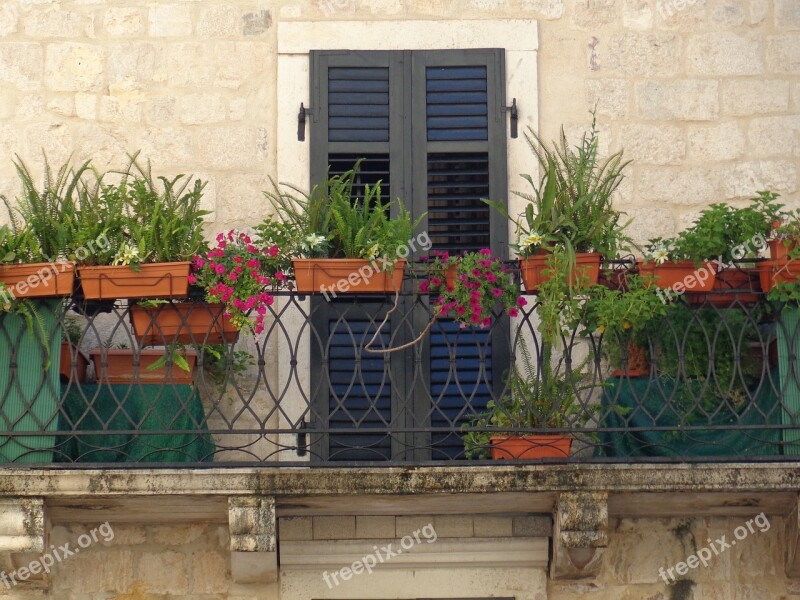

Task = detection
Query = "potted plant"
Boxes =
[463,341,590,460]
[189,230,276,336]
[77,154,209,300]
[485,114,631,293]
[90,345,197,385]
[0,156,82,298]
[130,299,239,347]
[584,275,667,377]
[263,162,422,294]
[642,194,780,299]
[421,249,525,328]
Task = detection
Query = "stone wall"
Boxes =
[0,0,796,242]
[0,515,791,598]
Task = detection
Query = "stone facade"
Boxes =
[0,0,795,242]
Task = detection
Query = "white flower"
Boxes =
[304,234,326,249]
[520,232,544,249]
[366,243,380,260]
[649,245,670,265]
[112,243,141,266]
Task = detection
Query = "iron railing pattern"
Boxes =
[1,263,798,466]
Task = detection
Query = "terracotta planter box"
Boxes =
[685,267,762,308]
[638,260,718,293]
[59,341,89,383]
[611,341,650,378]
[90,348,197,385]
[490,435,573,460]
[292,259,405,294]
[78,262,190,300]
[130,302,238,346]
[758,259,800,293]
[0,261,75,298]
[519,252,602,293]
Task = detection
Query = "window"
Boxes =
[308,49,511,461]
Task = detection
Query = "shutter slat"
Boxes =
[328,66,390,144]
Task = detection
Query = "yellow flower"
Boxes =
[622,321,632,330]
[597,325,606,334]
[520,232,544,249]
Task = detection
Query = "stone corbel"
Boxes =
[551,491,608,579]
[228,495,277,584]
[0,498,46,587]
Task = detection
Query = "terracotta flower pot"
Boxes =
[519,252,602,293]
[769,239,797,261]
[292,259,405,294]
[59,341,89,383]
[0,261,75,298]
[78,262,191,300]
[638,260,718,293]
[130,302,239,346]
[490,435,573,460]
[611,341,650,378]
[90,348,197,385]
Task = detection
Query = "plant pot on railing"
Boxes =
[292,259,406,294]
[685,267,762,308]
[0,262,75,298]
[758,260,800,293]
[90,348,197,385]
[519,252,602,293]
[130,302,238,346]
[769,239,798,261]
[638,260,718,293]
[59,341,89,383]
[490,435,573,460]
[611,341,650,378]
[78,262,191,300]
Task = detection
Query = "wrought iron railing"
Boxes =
[1,263,799,466]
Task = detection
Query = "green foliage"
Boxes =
[486,112,631,261]
[1,154,91,261]
[199,344,255,386]
[462,340,593,459]
[122,155,210,265]
[262,161,422,261]
[646,192,781,264]
[0,223,39,264]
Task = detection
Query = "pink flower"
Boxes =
[430,276,442,287]
[470,313,481,324]
[491,287,503,298]
[234,255,243,264]
[218,241,227,249]
[481,317,492,328]
[456,305,466,315]
[193,256,205,268]
[479,248,492,256]
[246,259,259,268]
[486,272,497,283]
[516,297,528,307]
[214,263,226,275]
[269,245,279,257]
[509,308,519,318]
[419,280,430,293]
[188,274,197,284]
[275,271,286,281]
[477,259,492,268]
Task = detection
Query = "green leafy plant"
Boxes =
[199,344,255,386]
[262,161,422,264]
[485,112,631,262]
[421,249,524,328]
[1,154,92,262]
[645,193,782,265]
[462,340,593,459]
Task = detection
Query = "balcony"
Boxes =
[1,262,798,468]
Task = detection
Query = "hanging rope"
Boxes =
[362,289,438,354]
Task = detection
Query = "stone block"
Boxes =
[571,0,618,28]
[776,0,800,28]
[585,79,629,118]
[767,35,800,73]
[196,126,265,170]
[521,0,566,19]
[197,5,239,37]
[724,160,798,199]
[622,0,653,29]
[473,516,514,538]
[103,8,143,37]
[148,4,192,37]
[433,515,474,538]
[722,79,790,116]
[279,517,313,541]
[636,80,719,120]
[748,116,800,158]
[0,4,18,36]
[619,123,684,165]
[355,516,396,539]
[151,525,205,546]
[606,33,681,77]
[638,166,721,205]
[191,550,229,594]
[312,516,355,540]
[23,9,83,37]
[687,122,745,161]
[44,43,103,92]
[178,93,226,125]
[137,551,187,595]
[687,32,763,76]
[0,43,43,91]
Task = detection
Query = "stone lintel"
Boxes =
[551,491,608,580]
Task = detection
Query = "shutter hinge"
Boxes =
[503,98,518,139]
[297,102,312,142]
